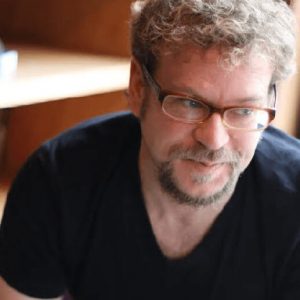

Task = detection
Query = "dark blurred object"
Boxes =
[0,38,5,53]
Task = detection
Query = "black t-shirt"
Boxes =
[0,112,300,300]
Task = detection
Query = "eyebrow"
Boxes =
[170,86,266,106]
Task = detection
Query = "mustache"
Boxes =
[167,144,241,164]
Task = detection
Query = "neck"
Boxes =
[138,143,235,259]
[138,143,230,225]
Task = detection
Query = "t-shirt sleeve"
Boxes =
[0,147,66,298]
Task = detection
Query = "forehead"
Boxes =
[155,46,274,102]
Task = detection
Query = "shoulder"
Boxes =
[28,111,141,186]
[45,110,140,154]
[247,128,300,287]
[251,126,300,243]
[255,126,300,194]
[251,126,300,225]
[0,114,141,298]
[259,125,300,160]
[250,127,300,270]
[5,111,141,253]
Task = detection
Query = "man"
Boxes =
[0,0,299,299]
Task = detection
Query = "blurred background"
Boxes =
[0,0,298,213]
[0,0,133,180]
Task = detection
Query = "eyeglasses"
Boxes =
[142,64,276,131]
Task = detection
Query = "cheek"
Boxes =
[231,132,261,170]
[140,113,193,161]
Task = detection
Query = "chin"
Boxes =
[158,160,240,207]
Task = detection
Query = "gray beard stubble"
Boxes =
[157,145,242,207]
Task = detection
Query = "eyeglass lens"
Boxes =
[162,96,272,130]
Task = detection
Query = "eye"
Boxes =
[233,108,255,117]
[181,98,203,109]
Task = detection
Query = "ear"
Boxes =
[127,56,146,118]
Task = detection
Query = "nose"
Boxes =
[193,113,230,150]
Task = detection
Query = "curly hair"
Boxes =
[130,0,297,83]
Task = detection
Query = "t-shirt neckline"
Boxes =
[127,148,247,267]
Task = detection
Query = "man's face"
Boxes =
[129,46,274,207]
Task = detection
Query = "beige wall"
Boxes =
[273,1,300,136]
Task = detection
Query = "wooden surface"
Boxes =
[0,0,132,57]
[0,0,133,221]
[3,91,128,178]
[0,44,130,108]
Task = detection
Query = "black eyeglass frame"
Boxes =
[141,64,277,131]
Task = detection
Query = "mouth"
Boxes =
[183,159,226,172]
[185,159,227,167]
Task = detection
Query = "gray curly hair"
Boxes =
[130,0,297,83]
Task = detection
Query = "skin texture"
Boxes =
[128,45,274,258]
